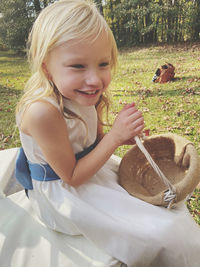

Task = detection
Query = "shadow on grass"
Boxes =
[173,75,200,81]
[0,50,26,58]
[113,86,200,97]
[0,58,25,64]
[0,72,24,78]
[113,76,200,98]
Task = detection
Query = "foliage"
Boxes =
[103,0,200,46]
[0,0,200,52]
[0,0,33,51]
[0,0,55,52]
[0,0,199,51]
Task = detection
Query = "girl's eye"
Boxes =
[70,64,84,69]
[99,62,109,67]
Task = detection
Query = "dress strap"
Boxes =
[75,140,98,160]
[15,141,98,191]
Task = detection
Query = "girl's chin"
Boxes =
[69,96,98,107]
[75,91,101,105]
[62,90,103,106]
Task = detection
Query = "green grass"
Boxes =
[0,44,200,225]
[110,44,200,158]
[0,50,28,149]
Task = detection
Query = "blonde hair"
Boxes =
[16,0,118,127]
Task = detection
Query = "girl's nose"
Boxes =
[85,69,102,88]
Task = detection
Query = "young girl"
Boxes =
[15,1,200,266]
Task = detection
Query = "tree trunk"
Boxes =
[94,0,104,16]
[193,0,200,40]
[33,0,41,13]
[43,0,48,7]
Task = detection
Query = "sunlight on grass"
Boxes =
[0,51,29,91]
[0,51,28,149]
[109,45,200,158]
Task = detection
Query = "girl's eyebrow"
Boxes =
[61,57,84,64]
[101,55,112,60]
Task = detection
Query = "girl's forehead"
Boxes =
[51,32,112,57]
[63,31,111,48]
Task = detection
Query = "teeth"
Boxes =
[81,90,97,95]
[85,91,96,95]
[76,89,98,95]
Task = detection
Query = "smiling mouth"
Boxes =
[76,90,99,95]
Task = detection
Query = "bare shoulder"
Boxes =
[21,100,64,135]
[27,100,61,120]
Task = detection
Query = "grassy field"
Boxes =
[0,44,200,223]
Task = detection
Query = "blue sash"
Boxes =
[15,141,97,191]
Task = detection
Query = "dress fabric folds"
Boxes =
[0,148,123,267]
[1,97,200,267]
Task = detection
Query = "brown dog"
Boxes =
[152,63,175,83]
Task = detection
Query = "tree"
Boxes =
[0,0,55,52]
[191,0,200,40]
[94,0,104,15]
[104,0,200,45]
[0,0,199,51]
[0,0,32,51]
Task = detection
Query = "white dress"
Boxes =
[0,148,122,267]
[18,97,200,267]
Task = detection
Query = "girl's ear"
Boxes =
[42,62,52,80]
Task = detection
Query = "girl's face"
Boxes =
[44,32,112,106]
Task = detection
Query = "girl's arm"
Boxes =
[21,101,144,187]
[96,120,104,142]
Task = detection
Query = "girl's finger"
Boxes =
[128,110,143,122]
[132,124,145,136]
[123,102,135,110]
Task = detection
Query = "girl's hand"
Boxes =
[109,102,144,147]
